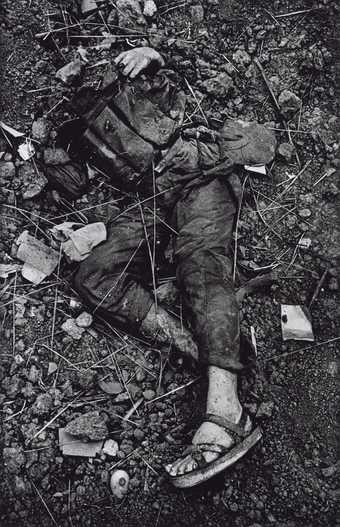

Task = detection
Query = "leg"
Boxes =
[75,207,197,356]
[166,178,254,478]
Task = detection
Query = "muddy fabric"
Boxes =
[69,70,276,372]
[74,133,242,371]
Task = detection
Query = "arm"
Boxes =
[114,47,164,79]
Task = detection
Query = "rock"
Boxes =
[143,389,156,401]
[15,164,48,200]
[69,369,97,389]
[61,318,85,340]
[256,401,274,418]
[328,277,339,291]
[133,428,145,441]
[298,208,312,218]
[76,311,93,328]
[56,59,83,85]
[232,49,251,68]
[43,147,70,165]
[202,72,234,98]
[3,374,23,398]
[102,439,119,457]
[28,365,40,383]
[278,142,295,162]
[32,393,53,416]
[110,469,129,499]
[278,90,301,117]
[116,0,147,32]
[3,446,25,474]
[31,118,51,145]
[65,410,108,441]
[0,161,15,183]
[190,4,204,23]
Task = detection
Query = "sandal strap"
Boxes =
[205,411,249,438]
[182,442,228,457]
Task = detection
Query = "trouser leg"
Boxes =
[74,208,165,330]
[174,178,243,372]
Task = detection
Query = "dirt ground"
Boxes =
[0,0,339,525]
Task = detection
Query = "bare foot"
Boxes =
[165,411,252,476]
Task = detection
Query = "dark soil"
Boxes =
[0,0,339,526]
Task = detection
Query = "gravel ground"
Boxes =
[0,0,339,526]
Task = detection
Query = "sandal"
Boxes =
[167,411,262,488]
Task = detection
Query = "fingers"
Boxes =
[114,50,130,65]
[129,57,149,78]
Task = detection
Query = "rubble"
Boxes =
[59,428,103,457]
[65,410,108,441]
[31,117,51,145]
[15,164,48,199]
[281,305,314,342]
[202,72,234,98]
[16,231,59,284]
[56,59,84,85]
[0,161,15,183]
[278,89,301,117]
[278,142,295,162]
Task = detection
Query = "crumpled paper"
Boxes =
[281,304,314,342]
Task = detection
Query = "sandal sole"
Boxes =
[169,426,262,489]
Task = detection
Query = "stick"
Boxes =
[184,78,209,126]
[263,337,340,362]
[309,268,328,308]
[31,481,59,527]
[145,377,200,404]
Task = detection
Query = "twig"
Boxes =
[262,337,340,362]
[123,397,143,421]
[275,8,325,18]
[145,377,200,404]
[30,392,82,443]
[309,268,328,308]
[12,272,17,354]
[50,245,62,349]
[279,160,311,197]
[184,78,208,126]
[31,481,59,527]
[313,167,336,187]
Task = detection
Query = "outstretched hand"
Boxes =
[114,47,165,79]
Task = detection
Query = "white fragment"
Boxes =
[110,469,129,499]
[102,439,119,457]
[244,164,266,175]
[281,304,314,342]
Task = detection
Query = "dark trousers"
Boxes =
[75,177,243,372]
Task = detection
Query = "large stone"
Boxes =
[56,59,83,85]
[32,393,53,416]
[278,89,301,117]
[116,0,147,31]
[31,118,51,145]
[202,72,234,98]
[65,410,108,441]
[43,147,70,165]
[16,164,48,199]
[0,161,15,183]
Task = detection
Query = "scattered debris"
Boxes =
[81,0,98,15]
[51,222,107,262]
[0,121,25,138]
[110,469,130,499]
[278,142,295,162]
[256,401,274,419]
[298,237,312,250]
[98,380,123,395]
[16,231,59,284]
[56,59,84,86]
[309,268,329,308]
[102,439,119,457]
[59,428,103,457]
[76,311,93,328]
[47,362,58,375]
[31,117,51,145]
[61,312,92,339]
[65,410,108,441]
[0,263,21,278]
[202,72,234,98]
[18,141,35,161]
[281,305,314,342]
[116,0,147,31]
[61,318,85,340]
[16,164,48,199]
[190,4,204,23]
[278,90,301,117]
[298,208,312,219]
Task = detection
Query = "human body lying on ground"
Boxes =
[47,46,276,488]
